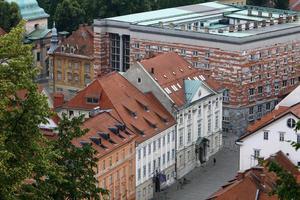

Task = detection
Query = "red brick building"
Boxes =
[94,2,300,135]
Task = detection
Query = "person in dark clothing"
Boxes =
[213,158,216,165]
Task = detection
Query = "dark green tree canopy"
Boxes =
[0,0,21,32]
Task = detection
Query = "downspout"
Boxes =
[173,103,179,180]
[255,189,260,200]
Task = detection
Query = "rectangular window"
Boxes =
[282,80,287,87]
[172,149,175,160]
[167,132,170,144]
[148,143,151,155]
[158,138,161,149]
[110,33,120,71]
[258,105,262,113]
[153,140,156,152]
[153,160,156,171]
[279,132,285,142]
[138,149,141,160]
[143,146,146,157]
[297,135,300,144]
[266,102,271,110]
[179,128,184,146]
[208,117,212,133]
[148,162,151,176]
[249,88,255,96]
[122,35,130,70]
[197,120,202,137]
[167,151,170,162]
[143,165,146,178]
[158,157,161,168]
[162,154,166,165]
[258,86,263,94]
[172,131,175,141]
[254,149,260,159]
[36,52,41,61]
[249,107,254,115]
[163,136,166,146]
[215,112,219,129]
[138,168,141,180]
[187,125,192,143]
[264,131,268,140]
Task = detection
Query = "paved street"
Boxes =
[154,134,239,200]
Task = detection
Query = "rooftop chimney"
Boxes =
[229,25,234,32]
[237,24,242,31]
[151,67,154,74]
[53,93,64,108]
[262,20,266,27]
[278,17,284,24]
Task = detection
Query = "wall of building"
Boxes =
[97,141,136,200]
[25,18,48,34]
[239,113,300,171]
[135,126,176,200]
[50,54,94,99]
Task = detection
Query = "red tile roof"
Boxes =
[55,24,93,57]
[72,110,136,157]
[208,151,299,200]
[238,103,300,141]
[64,72,176,143]
[140,52,223,107]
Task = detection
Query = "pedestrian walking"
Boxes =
[213,158,216,166]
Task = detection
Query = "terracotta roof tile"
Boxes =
[55,25,93,57]
[72,111,136,157]
[64,72,176,143]
[140,52,222,107]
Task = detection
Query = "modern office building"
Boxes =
[94,2,300,135]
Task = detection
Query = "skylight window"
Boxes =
[194,76,199,80]
[177,83,182,88]
[171,85,178,91]
[164,87,172,94]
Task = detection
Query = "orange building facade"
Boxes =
[74,111,137,200]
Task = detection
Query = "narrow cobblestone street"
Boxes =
[154,134,239,200]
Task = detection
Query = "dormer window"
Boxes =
[86,97,99,104]
[124,105,137,118]
[61,46,65,52]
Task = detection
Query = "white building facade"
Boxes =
[124,53,223,179]
[135,126,176,200]
[237,105,300,171]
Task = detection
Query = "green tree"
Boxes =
[247,0,269,6]
[274,0,289,9]
[49,114,108,200]
[0,21,53,199]
[269,161,300,200]
[54,0,85,32]
[0,0,21,32]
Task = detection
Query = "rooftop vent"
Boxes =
[99,132,116,144]
[179,68,184,72]
[278,17,283,24]
[163,74,167,78]
[172,72,176,75]
[90,137,101,145]
[108,127,119,135]
[270,19,274,25]
[218,29,224,33]
[229,25,234,32]
[237,24,242,31]
[262,20,266,27]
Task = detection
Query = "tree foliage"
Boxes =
[0,22,106,199]
[0,21,53,199]
[54,0,85,34]
[269,161,300,200]
[37,0,208,32]
[0,0,21,32]
[48,114,108,200]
